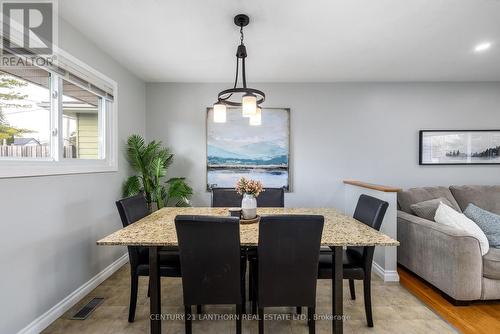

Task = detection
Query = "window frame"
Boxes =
[0,49,118,178]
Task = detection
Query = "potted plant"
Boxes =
[236,177,264,219]
[123,134,193,212]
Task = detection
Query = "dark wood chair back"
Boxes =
[257,215,324,307]
[211,187,285,207]
[350,194,389,269]
[175,215,242,306]
[116,194,150,269]
[116,194,149,227]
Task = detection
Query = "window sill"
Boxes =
[0,160,118,178]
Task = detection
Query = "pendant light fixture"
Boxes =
[213,101,227,123]
[212,14,265,123]
[249,106,262,126]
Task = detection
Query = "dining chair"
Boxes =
[211,187,285,207]
[317,194,388,327]
[175,215,244,334]
[116,194,182,322]
[211,187,285,313]
[252,215,324,334]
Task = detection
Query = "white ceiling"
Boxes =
[60,0,500,82]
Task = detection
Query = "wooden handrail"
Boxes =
[343,180,401,193]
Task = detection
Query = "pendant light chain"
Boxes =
[233,51,239,89]
[240,24,247,88]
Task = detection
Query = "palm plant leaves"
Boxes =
[158,147,174,169]
[123,175,142,197]
[166,177,193,206]
[151,156,167,182]
[126,135,146,173]
[150,156,167,209]
[123,135,192,211]
[143,141,162,167]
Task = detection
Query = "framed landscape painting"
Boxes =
[206,107,290,190]
[419,130,500,165]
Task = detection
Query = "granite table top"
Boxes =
[97,207,399,247]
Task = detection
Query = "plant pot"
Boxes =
[241,193,257,219]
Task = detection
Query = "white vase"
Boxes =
[241,193,257,219]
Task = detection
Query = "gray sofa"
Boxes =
[397,185,500,304]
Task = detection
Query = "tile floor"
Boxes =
[42,264,457,334]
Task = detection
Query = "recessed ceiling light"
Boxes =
[474,42,492,53]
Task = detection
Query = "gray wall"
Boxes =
[0,19,145,334]
[146,82,500,208]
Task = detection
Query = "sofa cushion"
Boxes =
[483,248,500,280]
[464,204,500,249]
[450,185,500,215]
[410,197,453,221]
[435,202,489,255]
[398,186,462,214]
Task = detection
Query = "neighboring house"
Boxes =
[12,138,41,146]
[38,100,100,159]
[76,112,99,159]
[63,105,99,159]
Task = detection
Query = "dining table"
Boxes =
[97,207,399,334]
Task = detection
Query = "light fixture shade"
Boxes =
[242,93,257,117]
[213,102,226,123]
[249,106,262,126]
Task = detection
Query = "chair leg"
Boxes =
[363,277,373,327]
[236,304,242,334]
[251,264,258,315]
[128,274,138,322]
[185,305,192,334]
[249,262,253,302]
[296,306,301,314]
[307,307,315,334]
[349,279,356,300]
[258,308,264,334]
[241,264,247,314]
[197,305,202,314]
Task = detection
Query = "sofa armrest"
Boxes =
[397,210,483,301]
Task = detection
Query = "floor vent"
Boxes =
[71,297,104,320]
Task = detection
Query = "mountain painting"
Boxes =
[207,107,290,190]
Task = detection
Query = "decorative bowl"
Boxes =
[240,215,260,225]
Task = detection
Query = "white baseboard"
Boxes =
[372,262,400,282]
[17,253,128,334]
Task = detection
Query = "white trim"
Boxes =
[344,184,399,284]
[372,262,400,282]
[17,253,128,334]
[54,47,115,97]
[0,160,118,178]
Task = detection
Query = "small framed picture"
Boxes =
[419,130,500,165]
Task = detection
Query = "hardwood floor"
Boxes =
[398,265,500,334]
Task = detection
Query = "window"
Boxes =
[0,51,117,177]
[0,68,51,158]
[62,80,103,160]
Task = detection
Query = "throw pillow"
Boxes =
[434,202,489,255]
[410,197,453,221]
[464,204,500,249]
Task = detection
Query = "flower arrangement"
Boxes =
[235,177,264,197]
